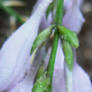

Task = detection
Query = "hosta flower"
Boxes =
[0,0,52,91]
[0,0,91,92]
[8,49,44,92]
[42,0,91,91]
[44,41,92,92]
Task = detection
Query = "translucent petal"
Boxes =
[73,63,92,92]
[63,1,85,34]
[0,0,51,91]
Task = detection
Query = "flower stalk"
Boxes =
[47,30,59,91]
[47,0,64,91]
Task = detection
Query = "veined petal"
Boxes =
[0,0,52,91]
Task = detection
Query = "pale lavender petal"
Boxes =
[8,59,35,92]
[64,0,83,10]
[40,13,52,30]
[44,48,51,69]
[63,0,85,34]
[8,48,45,92]
[53,47,92,92]
[0,0,52,91]
[64,0,72,10]
[73,62,92,92]
[53,61,92,92]
[40,0,75,29]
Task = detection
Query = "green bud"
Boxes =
[63,41,74,71]
[32,73,50,92]
[31,25,54,54]
[36,66,45,79]
[58,26,79,48]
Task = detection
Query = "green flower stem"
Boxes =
[54,0,64,25]
[47,31,59,91]
[47,0,64,91]
[0,2,24,24]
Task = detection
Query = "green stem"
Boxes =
[47,0,64,91]
[47,31,59,91]
[0,2,24,24]
[54,0,64,25]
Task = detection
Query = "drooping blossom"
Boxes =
[41,0,92,91]
[0,0,52,91]
[52,0,92,91]
[8,48,45,92]
[52,42,92,92]
[0,0,91,92]
[44,41,92,92]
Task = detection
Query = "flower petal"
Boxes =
[8,48,45,92]
[63,0,85,34]
[64,0,83,10]
[52,48,92,92]
[73,61,92,92]
[0,0,52,91]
